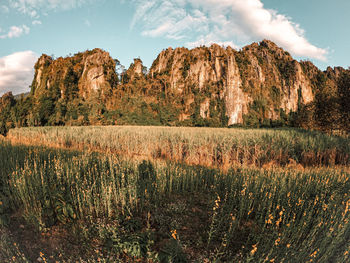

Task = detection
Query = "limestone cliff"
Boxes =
[22,41,348,128]
[31,48,118,101]
[148,40,319,125]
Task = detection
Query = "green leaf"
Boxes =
[67,205,74,218]
[62,206,68,217]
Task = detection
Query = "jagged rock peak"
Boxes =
[133,58,144,75]
[31,48,118,100]
[126,58,145,81]
[325,66,347,80]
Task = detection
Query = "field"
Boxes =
[1,126,350,262]
[7,126,350,168]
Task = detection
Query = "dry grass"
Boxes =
[7,126,350,169]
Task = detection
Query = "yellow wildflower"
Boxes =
[171,229,177,240]
[266,214,274,224]
[248,208,253,216]
[274,237,280,246]
[310,249,319,258]
[250,244,258,255]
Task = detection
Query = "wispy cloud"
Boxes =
[132,0,209,40]
[32,20,42,25]
[84,19,91,27]
[8,0,89,15]
[1,0,93,38]
[0,51,38,96]
[0,25,30,39]
[130,0,328,61]
[1,5,10,13]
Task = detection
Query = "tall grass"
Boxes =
[7,126,350,168]
[1,141,349,262]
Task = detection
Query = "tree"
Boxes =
[338,71,350,132]
[0,119,8,136]
[314,73,340,132]
[37,96,55,126]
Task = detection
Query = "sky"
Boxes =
[0,0,349,96]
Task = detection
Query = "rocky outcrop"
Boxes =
[25,41,348,127]
[125,58,145,82]
[148,40,319,124]
[31,48,118,101]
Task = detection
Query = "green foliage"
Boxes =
[270,86,281,108]
[42,190,76,226]
[36,96,56,126]
[138,160,156,182]
[0,139,349,261]
[64,68,79,99]
[159,239,188,263]
[182,58,190,79]
[164,54,175,76]
[235,52,251,84]
[243,97,269,128]
[314,73,340,132]
[277,60,296,84]
[0,121,8,136]
[338,71,350,132]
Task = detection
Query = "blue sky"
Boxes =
[0,0,349,95]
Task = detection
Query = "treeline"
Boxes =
[0,88,229,136]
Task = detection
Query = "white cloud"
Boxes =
[84,19,91,27]
[0,51,38,96]
[132,0,209,40]
[32,20,42,25]
[1,5,10,13]
[130,0,328,61]
[8,0,88,15]
[1,0,94,36]
[0,25,30,39]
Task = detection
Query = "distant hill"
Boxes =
[0,40,349,135]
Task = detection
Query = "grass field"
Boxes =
[7,126,350,168]
[1,127,350,262]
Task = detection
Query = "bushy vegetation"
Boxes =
[296,71,350,133]
[1,140,349,262]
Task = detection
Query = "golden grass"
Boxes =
[7,126,350,170]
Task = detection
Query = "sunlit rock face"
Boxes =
[30,40,343,126]
[149,40,318,124]
[32,49,117,101]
